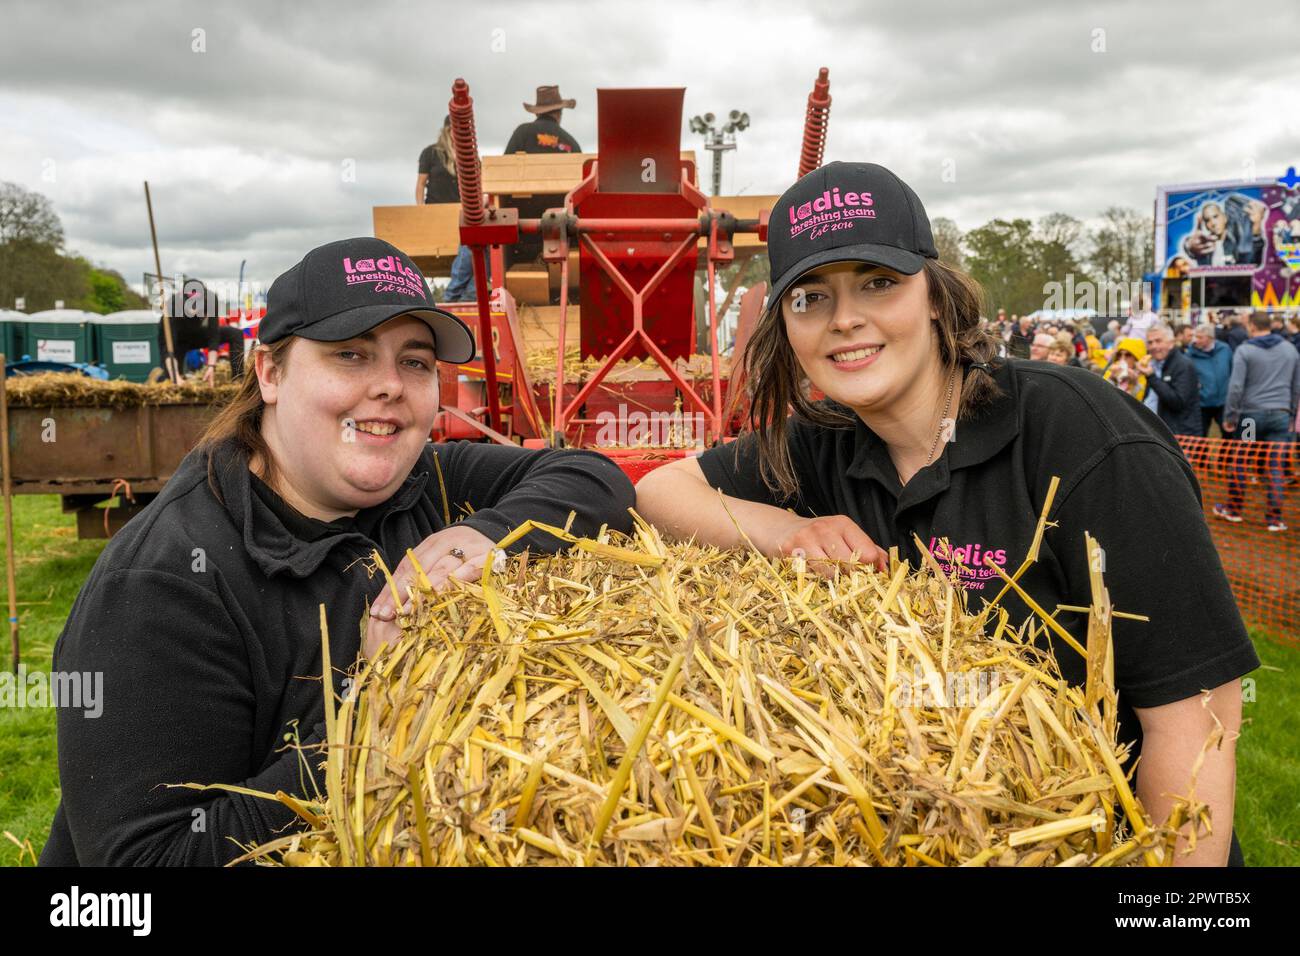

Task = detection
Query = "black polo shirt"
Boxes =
[698,358,1260,773]
[504,114,581,155]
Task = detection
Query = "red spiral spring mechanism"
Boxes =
[797,67,832,180]
[448,78,485,226]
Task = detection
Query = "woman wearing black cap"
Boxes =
[636,162,1259,866]
[40,237,635,866]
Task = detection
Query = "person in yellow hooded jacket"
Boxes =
[1103,336,1150,404]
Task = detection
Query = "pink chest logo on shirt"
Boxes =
[928,537,1008,591]
[341,255,427,300]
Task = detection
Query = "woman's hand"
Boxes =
[369,525,497,622]
[774,515,888,576]
[362,611,404,662]
[636,458,887,575]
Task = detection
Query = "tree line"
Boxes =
[0,182,148,314]
[931,207,1154,316]
[716,205,1154,320]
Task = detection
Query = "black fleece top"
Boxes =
[39,438,634,866]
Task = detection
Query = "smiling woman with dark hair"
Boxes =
[636,162,1259,866]
[40,237,635,866]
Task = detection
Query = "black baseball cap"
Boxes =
[258,237,476,364]
[766,162,938,310]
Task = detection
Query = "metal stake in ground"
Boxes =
[0,355,18,673]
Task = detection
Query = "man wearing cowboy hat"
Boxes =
[503,86,583,275]
[505,85,582,155]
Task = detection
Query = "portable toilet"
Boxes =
[94,310,161,381]
[0,309,26,363]
[24,309,94,364]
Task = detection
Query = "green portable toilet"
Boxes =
[24,309,93,364]
[0,310,26,363]
[94,310,161,381]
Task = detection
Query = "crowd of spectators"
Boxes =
[986,306,1300,531]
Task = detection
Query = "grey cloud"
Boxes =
[1,0,1296,286]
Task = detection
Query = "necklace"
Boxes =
[896,365,959,484]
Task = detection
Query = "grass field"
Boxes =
[1,493,1296,866]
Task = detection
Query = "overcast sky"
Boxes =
[2,0,1296,297]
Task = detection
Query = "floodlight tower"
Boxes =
[689,109,750,196]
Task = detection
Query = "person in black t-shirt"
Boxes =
[503,86,582,270]
[636,162,1259,866]
[505,85,582,156]
[416,116,461,205]
[416,115,477,302]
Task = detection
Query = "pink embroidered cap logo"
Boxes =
[342,254,427,301]
[787,186,877,240]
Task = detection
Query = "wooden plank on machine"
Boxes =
[517,304,581,352]
[373,203,461,273]
[506,266,550,306]
[483,151,699,196]
[372,189,776,276]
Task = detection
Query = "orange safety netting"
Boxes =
[1177,434,1300,645]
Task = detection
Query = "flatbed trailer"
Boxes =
[4,397,219,538]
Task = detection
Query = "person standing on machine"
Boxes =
[502,86,582,271]
[417,114,478,303]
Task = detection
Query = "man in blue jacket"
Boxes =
[1188,322,1234,435]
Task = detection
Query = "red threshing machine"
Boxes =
[425,69,833,483]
